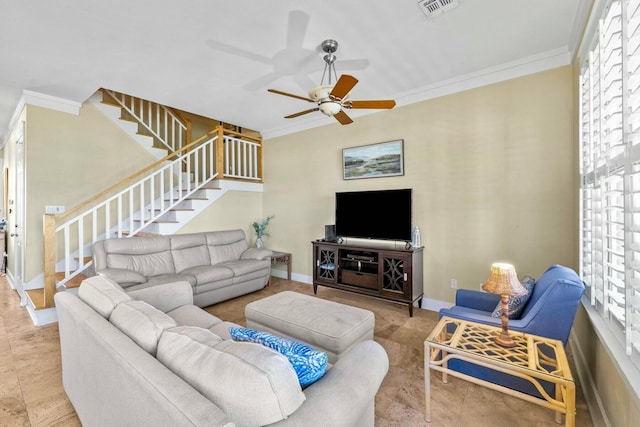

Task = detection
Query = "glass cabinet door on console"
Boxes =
[379,252,412,300]
[314,244,337,286]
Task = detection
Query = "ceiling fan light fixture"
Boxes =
[318,101,342,116]
[417,0,458,18]
[308,85,332,101]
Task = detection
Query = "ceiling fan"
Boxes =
[268,39,396,125]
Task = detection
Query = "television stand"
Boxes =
[312,240,423,316]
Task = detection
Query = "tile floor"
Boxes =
[0,276,593,426]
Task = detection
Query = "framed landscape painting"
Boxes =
[342,139,404,180]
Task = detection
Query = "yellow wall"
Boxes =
[177,190,263,240]
[263,65,576,303]
[22,102,157,282]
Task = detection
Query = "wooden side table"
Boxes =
[425,317,576,426]
[270,251,292,282]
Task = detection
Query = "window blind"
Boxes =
[580,0,640,366]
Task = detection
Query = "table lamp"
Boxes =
[481,263,528,347]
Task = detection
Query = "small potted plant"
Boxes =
[252,215,274,248]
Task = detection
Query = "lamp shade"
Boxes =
[481,263,527,296]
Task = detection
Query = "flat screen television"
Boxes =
[335,189,412,241]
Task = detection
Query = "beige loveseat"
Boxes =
[55,277,389,427]
[93,229,271,307]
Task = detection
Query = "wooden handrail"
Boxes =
[223,128,262,142]
[56,127,221,223]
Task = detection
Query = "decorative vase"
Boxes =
[256,237,264,248]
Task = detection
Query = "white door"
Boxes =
[12,131,25,293]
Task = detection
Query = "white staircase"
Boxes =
[89,92,166,160]
[25,89,263,325]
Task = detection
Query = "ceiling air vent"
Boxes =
[417,0,459,18]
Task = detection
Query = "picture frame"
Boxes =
[342,139,404,180]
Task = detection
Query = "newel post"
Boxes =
[216,126,225,179]
[43,214,56,306]
[257,136,264,183]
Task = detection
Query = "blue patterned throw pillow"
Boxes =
[229,327,328,387]
[490,276,536,319]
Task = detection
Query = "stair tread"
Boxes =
[132,219,179,224]
[25,289,52,310]
[153,208,194,212]
[74,256,92,264]
[165,197,207,201]
[55,272,88,289]
[121,231,161,237]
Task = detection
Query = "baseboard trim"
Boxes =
[420,297,453,312]
[568,331,610,427]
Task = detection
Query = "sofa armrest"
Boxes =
[455,289,500,311]
[97,268,147,285]
[438,305,533,332]
[127,281,194,313]
[271,340,388,426]
[241,248,273,260]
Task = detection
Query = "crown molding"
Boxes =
[22,90,82,115]
[1,90,82,148]
[567,0,594,60]
[262,47,572,140]
[395,47,571,107]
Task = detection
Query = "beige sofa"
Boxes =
[55,277,389,427]
[93,229,272,307]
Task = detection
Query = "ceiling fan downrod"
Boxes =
[320,39,339,86]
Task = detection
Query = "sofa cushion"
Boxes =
[165,325,223,346]
[128,281,194,313]
[230,327,328,387]
[166,304,222,329]
[110,301,177,355]
[490,276,536,319]
[209,321,242,340]
[97,268,147,285]
[126,274,197,292]
[157,326,305,427]
[205,230,250,264]
[181,265,234,285]
[103,235,170,255]
[78,276,132,318]
[170,234,211,273]
[220,259,271,277]
[107,251,175,278]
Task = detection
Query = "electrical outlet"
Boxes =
[45,205,65,214]
[451,279,457,289]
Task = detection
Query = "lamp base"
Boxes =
[494,332,517,348]
[494,294,517,348]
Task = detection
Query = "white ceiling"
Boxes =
[0,0,590,141]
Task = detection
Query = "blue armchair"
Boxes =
[438,264,584,397]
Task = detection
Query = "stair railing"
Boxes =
[42,131,214,306]
[102,89,190,153]
[221,129,263,181]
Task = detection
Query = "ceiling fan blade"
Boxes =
[330,75,358,99]
[334,110,353,125]
[285,108,319,119]
[268,89,315,103]
[346,100,396,109]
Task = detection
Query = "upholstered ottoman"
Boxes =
[245,291,375,363]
